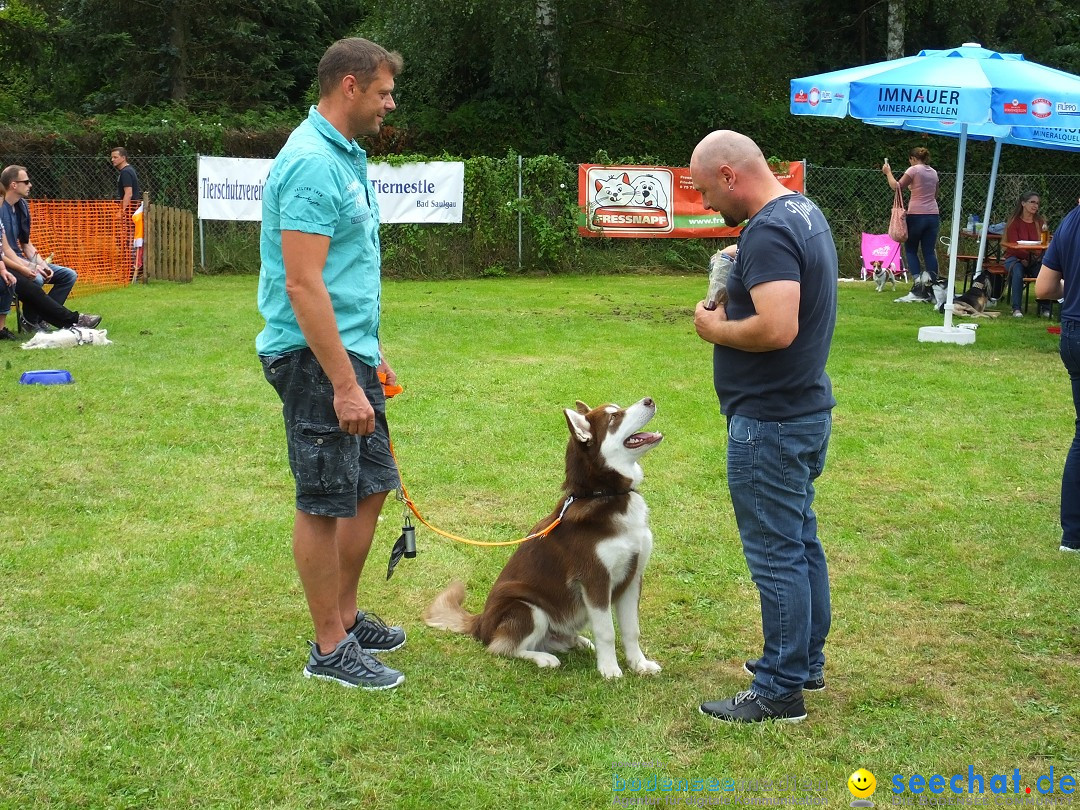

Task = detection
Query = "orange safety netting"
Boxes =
[26,200,140,298]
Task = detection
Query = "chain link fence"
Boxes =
[3,153,1078,279]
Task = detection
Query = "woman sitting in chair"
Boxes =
[1005,191,1047,317]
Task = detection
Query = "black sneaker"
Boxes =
[303,634,404,690]
[19,318,49,333]
[76,313,102,328]
[0,327,18,341]
[700,690,806,723]
[744,659,825,692]
[347,611,406,653]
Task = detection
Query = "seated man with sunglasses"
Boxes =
[1,165,80,332]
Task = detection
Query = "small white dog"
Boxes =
[21,327,111,349]
[872,261,896,292]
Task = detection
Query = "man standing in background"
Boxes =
[111,147,142,207]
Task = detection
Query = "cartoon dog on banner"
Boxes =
[587,168,674,235]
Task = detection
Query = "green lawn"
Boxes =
[3,275,1077,809]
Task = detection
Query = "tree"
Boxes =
[536,0,560,95]
[0,0,364,113]
[886,0,905,59]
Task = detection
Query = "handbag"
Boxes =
[888,184,908,243]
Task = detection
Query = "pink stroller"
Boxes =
[860,233,906,282]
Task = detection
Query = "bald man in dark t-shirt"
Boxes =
[690,130,837,724]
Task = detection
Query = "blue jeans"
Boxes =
[1058,320,1080,550]
[904,214,940,282]
[727,411,832,699]
[1005,256,1040,312]
[32,264,77,308]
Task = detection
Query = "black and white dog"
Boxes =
[894,271,935,303]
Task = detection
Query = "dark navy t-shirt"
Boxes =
[0,199,29,258]
[117,165,142,201]
[713,193,838,420]
[1043,204,1080,323]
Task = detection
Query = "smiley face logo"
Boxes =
[848,768,877,799]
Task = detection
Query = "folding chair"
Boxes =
[860,233,907,282]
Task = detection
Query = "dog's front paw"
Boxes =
[574,635,595,650]
[532,652,561,669]
[631,658,662,676]
[598,661,624,679]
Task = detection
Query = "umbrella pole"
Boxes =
[942,126,969,330]
[922,125,975,343]
[976,140,1003,278]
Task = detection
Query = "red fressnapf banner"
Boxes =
[577,162,805,238]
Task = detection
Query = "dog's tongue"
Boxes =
[625,431,663,448]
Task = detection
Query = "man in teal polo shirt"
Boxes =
[257,37,406,690]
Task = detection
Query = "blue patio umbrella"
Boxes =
[792,43,1080,342]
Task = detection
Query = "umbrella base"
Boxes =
[918,325,977,344]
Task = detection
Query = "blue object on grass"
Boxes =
[19,369,74,385]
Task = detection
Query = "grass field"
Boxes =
[3,274,1077,809]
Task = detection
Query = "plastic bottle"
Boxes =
[967,214,975,232]
[1042,223,1049,246]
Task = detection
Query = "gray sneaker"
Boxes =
[304,634,404,690]
[76,313,102,328]
[348,611,406,653]
[700,689,807,723]
[744,659,825,692]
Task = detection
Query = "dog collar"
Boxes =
[570,490,636,499]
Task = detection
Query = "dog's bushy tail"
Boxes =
[423,580,478,635]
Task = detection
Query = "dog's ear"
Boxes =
[574,400,590,414]
[564,408,592,445]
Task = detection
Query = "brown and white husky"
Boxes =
[424,398,663,679]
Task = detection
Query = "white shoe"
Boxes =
[1013,311,1023,318]
[1061,545,1080,553]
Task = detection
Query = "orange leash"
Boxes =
[389,441,569,548]
[381,374,565,547]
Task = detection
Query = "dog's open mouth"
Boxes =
[625,431,663,449]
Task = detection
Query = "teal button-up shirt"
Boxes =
[256,106,382,367]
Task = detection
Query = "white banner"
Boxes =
[197,156,464,224]
[369,162,464,224]
[198,156,272,221]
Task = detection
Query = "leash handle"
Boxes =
[378,370,403,398]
